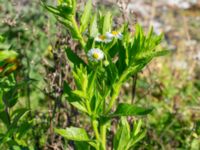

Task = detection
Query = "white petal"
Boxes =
[106,32,114,39]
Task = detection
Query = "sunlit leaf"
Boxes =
[65,47,87,66]
[102,12,112,34]
[89,14,98,37]
[0,50,18,61]
[55,127,90,141]
[110,103,153,117]
[113,117,130,150]
[80,0,92,33]
[127,130,146,149]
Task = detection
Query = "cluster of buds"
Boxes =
[57,0,75,14]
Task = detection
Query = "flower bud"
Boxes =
[58,0,73,14]
[103,60,109,66]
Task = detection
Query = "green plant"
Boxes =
[0,1,58,148]
[0,40,31,149]
[42,0,168,149]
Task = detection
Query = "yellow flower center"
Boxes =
[92,53,99,59]
[112,31,118,35]
[99,35,106,40]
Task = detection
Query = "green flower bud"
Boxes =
[103,60,109,66]
[58,0,74,14]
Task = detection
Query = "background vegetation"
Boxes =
[0,0,199,149]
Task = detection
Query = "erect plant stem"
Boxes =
[105,68,132,114]
[105,83,121,114]
[100,124,107,150]
[92,119,101,149]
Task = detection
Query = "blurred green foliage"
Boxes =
[0,0,199,149]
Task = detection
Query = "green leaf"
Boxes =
[0,35,5,43]
[191,138,200,150]
[10,108,29,128]
[0,50,18,61]
[70,101,87,113]
[57,18,83,40]
[74,141,91,150]
[80,0,92,33]
[55,127,90,141]
[41,2,61,16]
[63,81,88,112]
[105,55,119,85]
[152,50,170,57]
[63,81,72,96]
[127,130,146,149]
[16,121,32,139]
[87,70,97,97]
[63,81,83,102]
[89,14,98,37]
[71,0,77,14]
[132,120,142,136]
[116,43,127,75]
[110,103,153,117]
[65,47,87,66]
[136,50,169,61]
[90,95,97,113]
[72,90,87,99]
[113,117,130,150]
[0,111,10,128]
[0,91,4,111]
[127,120,146,148]
[0,108,29,144]
[118,64,145,84]
[102,12,112,34]
[72,65,88,91]
[85,38,95,53]
[3,86,19,108]
[42,1,74,18]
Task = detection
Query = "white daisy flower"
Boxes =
[87,48,104,62]
[106,31,123,40]
[95,34,112,43]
